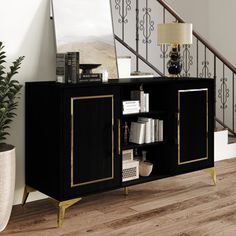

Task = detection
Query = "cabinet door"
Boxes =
[63,87,121,198]
[175,87,214,173]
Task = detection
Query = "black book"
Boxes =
[56,53,67,83]
[79,73,102,80]
[67,52,80,84]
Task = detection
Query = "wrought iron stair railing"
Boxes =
[111,0,236,135]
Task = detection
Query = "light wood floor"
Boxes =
[2,158,236,236]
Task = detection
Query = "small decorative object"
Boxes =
[122,149,133,162]
[157,23,192,77]
[117,56,131,79]
[80,64,101,74]
[122,160,139,182]
[102,69,109,82]
[139,151,153,177]
[123,122,129,145]
[79,64,102,82]
[0,42,24,232]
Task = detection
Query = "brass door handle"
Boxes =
[117,119,121,155]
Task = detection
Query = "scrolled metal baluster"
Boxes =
[182,44,193,77]
[139,0,154,59]
[115,0,131,40]
[199,61,211,78]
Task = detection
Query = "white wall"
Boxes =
[208,0,236,64]
[166,0,236,66]
[0,0,56,204]
[165,0,210,39]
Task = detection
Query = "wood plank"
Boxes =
[2,158,236,236]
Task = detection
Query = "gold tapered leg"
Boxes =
[203,167,216,185]
[124,187,128,195]
[22,185,36,206]
[51,197,82,227]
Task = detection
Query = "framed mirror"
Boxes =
[51,0,118,79]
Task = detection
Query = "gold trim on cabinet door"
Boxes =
[70,95,114,187]
[178,88,208,165]
[118,118,121,155]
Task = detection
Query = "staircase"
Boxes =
[215,129,236,161]
[111,0,236,160]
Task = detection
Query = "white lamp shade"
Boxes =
[157,23,192,45]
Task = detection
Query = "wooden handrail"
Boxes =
[157,0,236,74]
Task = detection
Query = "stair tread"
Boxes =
[228,137,236,144]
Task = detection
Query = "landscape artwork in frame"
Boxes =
[52,0,118,79]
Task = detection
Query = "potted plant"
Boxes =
[0,42,24,232]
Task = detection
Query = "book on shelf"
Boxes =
[79,73,102,80]
[123,100,140,114]
[77,77,102,82]
[123,100,140,106]
[154,119,164,142]
[159,120,164,141]
[144,93,149,112]
[137,117,152,143]
[123,109,140,115]
[129,122,145,144]
[154,119,159,142]
[67,52,80,84]
[151,118,155,142]
[130,90,145,112]
[130,90,149,112]
[56,53,68,83]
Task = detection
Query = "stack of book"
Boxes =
[130,90,149,112]
[56,52,80,84]
[129,118,163,144]
[123,100,140,114]
[56,52,102,83]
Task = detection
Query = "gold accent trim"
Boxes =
[178,88,208,165]
[71,95,114,187]
[124,187,128,195]
[118,118,121,155]
[203,167,216,185]
[22,185,36,206]
[51,197,82,227]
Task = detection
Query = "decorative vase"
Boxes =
[167,47,183,76]
[0,145,15,232]
[139,150,153,177]
[139,161,153,177]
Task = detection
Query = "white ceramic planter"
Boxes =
[0,146,15,232]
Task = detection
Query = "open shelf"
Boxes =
[122,141,164,150]
[122,173,170,187]
[122,110,166,118]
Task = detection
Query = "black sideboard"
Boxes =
[24,77,215,226]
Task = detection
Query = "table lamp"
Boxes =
[157,23,192,76]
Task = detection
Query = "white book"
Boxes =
[140,90,145,112]
[138,117,151,143]
[144,93,149,112]
[123,108,140,115]
[151,118,155,142]
[129,122,145,144]
[123,104,140,110]
[123,100,140,106]
[155,119,159,142]
[159,120,164,141]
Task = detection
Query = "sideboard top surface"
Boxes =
[26,77,214,88]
